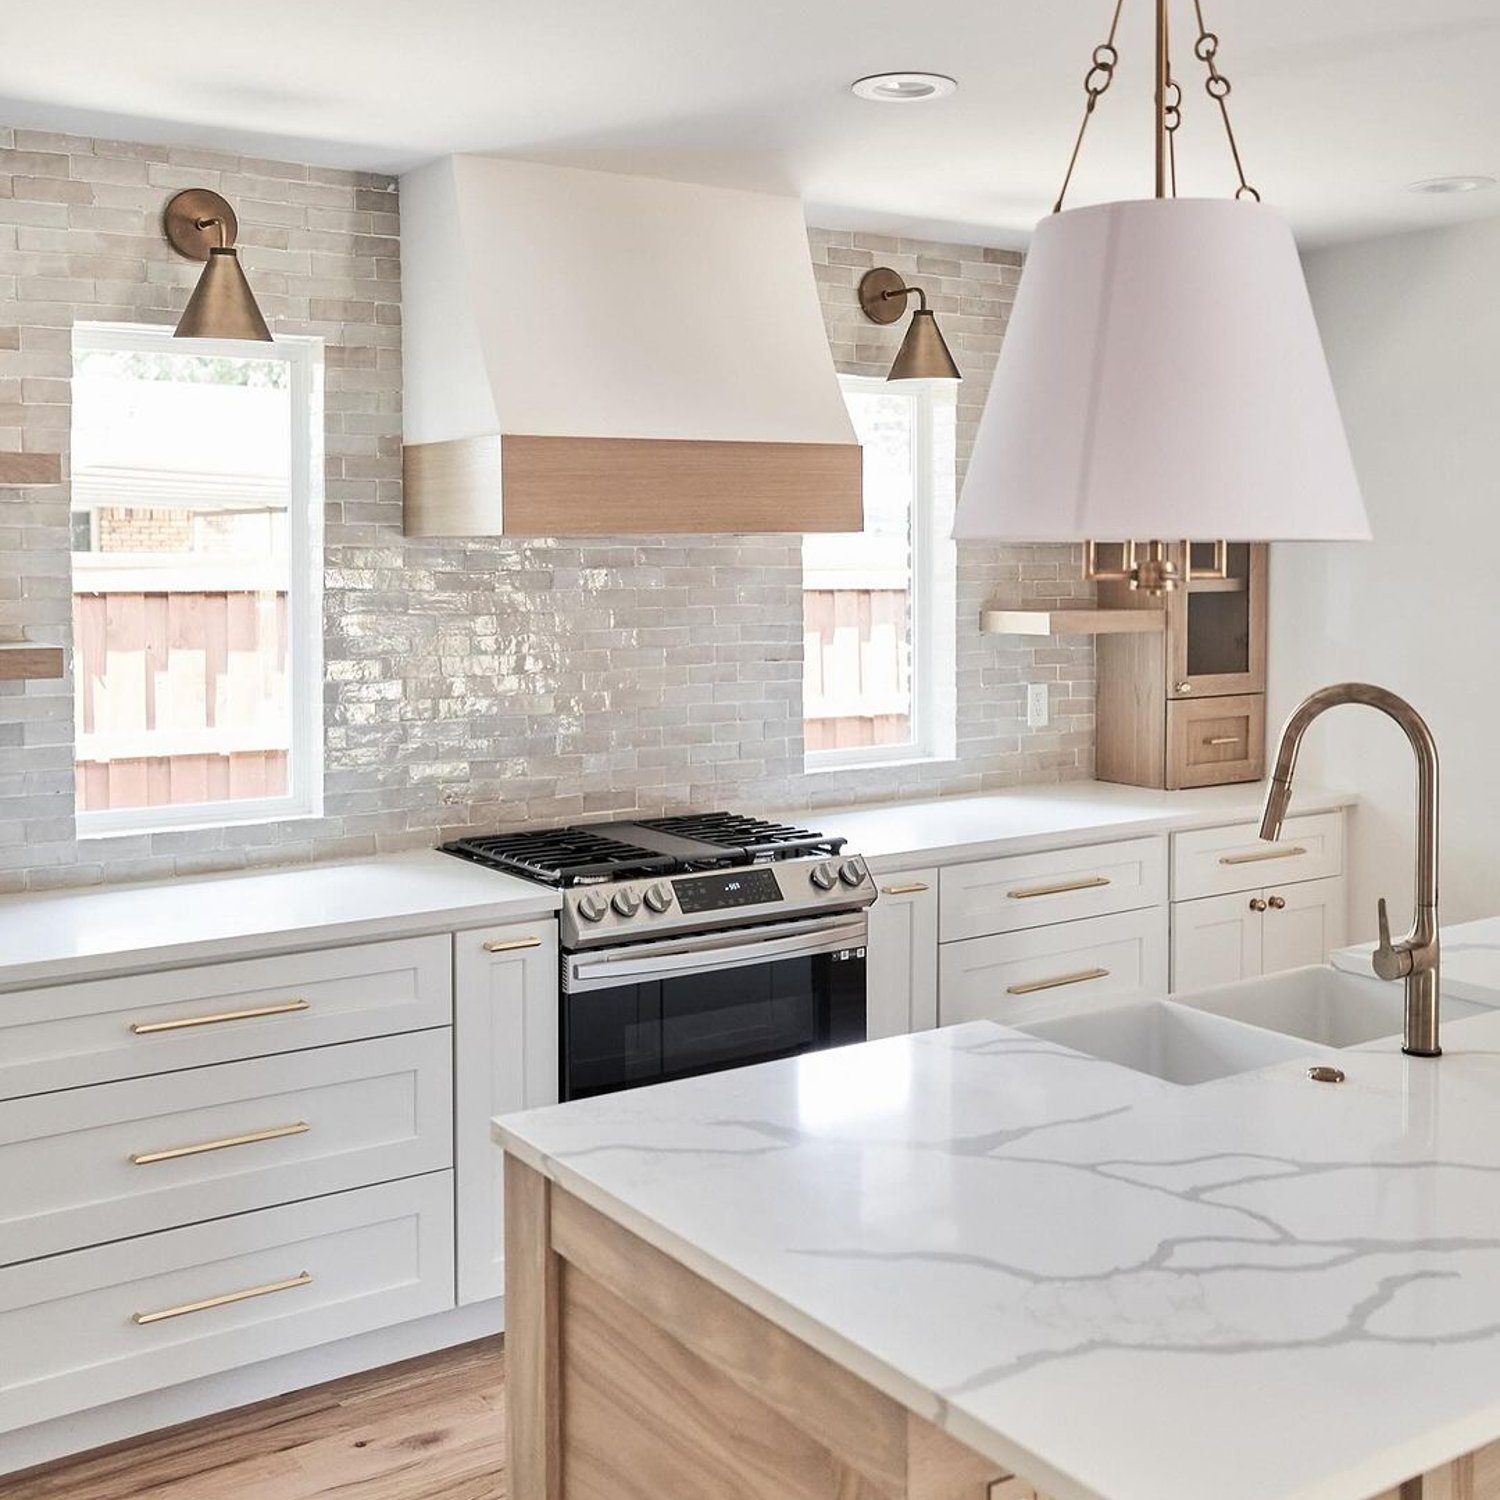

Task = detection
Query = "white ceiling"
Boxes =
[3,0,1499,248]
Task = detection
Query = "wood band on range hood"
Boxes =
[398,157,862,537]
[403,434,863,537]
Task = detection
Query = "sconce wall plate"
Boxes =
[857,267,910,325]
[164,189,240,260]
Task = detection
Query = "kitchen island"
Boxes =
[496,1009,1500,1500]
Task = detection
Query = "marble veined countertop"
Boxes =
[496,1010,1500,1500]
[1334,915,1500,1005]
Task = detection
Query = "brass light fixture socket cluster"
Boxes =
[857,267,962,382]
[1084,539,1230,593]
[163,188,273,342]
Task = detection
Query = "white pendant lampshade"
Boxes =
[954,197,1370,543]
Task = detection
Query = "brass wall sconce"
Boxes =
[857,267,961,381]
[163,188,273,342]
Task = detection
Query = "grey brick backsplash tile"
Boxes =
[0,125,1087,889]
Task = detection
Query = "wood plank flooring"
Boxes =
[1,1337,507,1500]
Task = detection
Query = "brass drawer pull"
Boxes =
[1202,735,1242,747]
[1007,875,1111,900]
[880,882,930,896]
[1007,966,1110,996]
[483,936,544,953]
[130,1121,310,1167]
[1219,845,1307,867]
[130,998,309,1035]
[133,1270,313,1326]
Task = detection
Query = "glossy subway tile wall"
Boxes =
[0,127,1094,892]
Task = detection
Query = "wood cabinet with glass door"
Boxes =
[1096,542,1268,789]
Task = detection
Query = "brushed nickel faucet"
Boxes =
[1259,683,1441,1057]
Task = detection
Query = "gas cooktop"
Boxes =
[443,811,874,949]
[442,811,846,888]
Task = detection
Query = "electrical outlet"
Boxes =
[1026,683,1050,730]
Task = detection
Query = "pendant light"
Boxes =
[857,268,962,381]
[163,189,273,342]
[953,0,1369,593]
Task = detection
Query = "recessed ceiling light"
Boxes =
[1407,175,1497,195]
[851,72,958,103]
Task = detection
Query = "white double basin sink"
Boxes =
[1019,967,1491,1087]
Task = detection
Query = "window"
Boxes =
[70,324,323,835]
[803,374,956,769]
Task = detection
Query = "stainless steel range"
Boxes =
[443,812,877,1099]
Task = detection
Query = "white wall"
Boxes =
[1270,215,1500,939]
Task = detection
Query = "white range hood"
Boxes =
[400,156,862,537]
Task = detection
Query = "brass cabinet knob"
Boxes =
[1267,894,1286,910]
[1175,681,1193,693]
[1249,897,1267,912]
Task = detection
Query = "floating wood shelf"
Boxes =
[979,608,1166,637]
[0,453,63,488]
[0,643,65,681]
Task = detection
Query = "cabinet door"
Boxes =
[1261,876,1348,976]
[1168,542,1267,699]
[454,920,558,1306]
[867,869,938,1038]
[1172,891,1263,994]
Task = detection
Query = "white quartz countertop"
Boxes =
[496,1011,1500,1500]
[780,780,1355,872]
[0,850,560,990]
[1334,915,1500,1004]
[0,779,1353,989]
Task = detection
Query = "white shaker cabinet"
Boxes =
[454,920,559,1305]
[1172,876,1347,994]
[865,869,939,1039]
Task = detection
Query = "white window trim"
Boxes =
[804,374,956,773]
[72,323,325,839]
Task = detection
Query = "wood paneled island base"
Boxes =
[504,1157,1500,1500]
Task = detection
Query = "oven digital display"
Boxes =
[674,868,784,913]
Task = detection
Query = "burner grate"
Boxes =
[442,828,678,885]
[641,811,844,861]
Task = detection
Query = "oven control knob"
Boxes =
[643,882,675,914]
[612,888,642,918]
[838,859,865,887]
[810,862,839,891]
[577,891,610,923]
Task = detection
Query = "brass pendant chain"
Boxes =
[1192,0,1260,201]
[1053,0,1126,213]
[1053,0,1261,210]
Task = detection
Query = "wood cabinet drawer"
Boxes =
[939,908,1169,1029]
[1172,812,1345,900]
[0,1030,453,1266]
[939,838,1167,944]
[0,935,452,1101]
[1166,693,1265,790]
[0,1172,454,1434]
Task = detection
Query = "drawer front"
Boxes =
[0,934,452,1101]
[939,908,1169,1029]
[1173,812,1345,900]
[0,1172,454,1434]
[1166,694,1265,790]
[939,837,1167,944]
[0,1030,453,1266]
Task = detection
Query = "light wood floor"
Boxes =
[2,1337,507,1500]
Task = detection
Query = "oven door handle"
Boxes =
[567,916,867,987]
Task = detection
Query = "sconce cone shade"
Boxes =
[889,308,962,381]
[174,248,273,342]
[954,198,1370,542]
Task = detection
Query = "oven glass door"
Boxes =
[562,916,867,1100]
